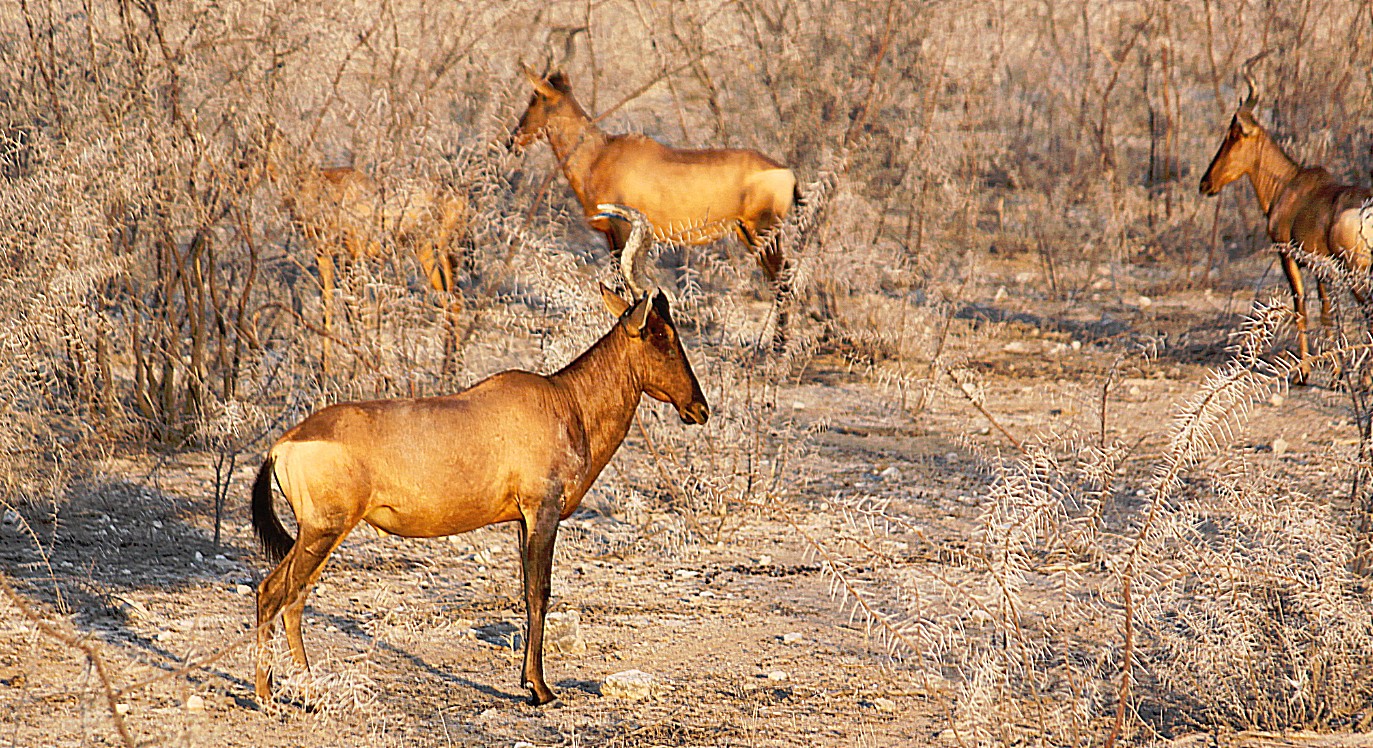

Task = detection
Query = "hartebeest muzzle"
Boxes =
[681,401,710,425]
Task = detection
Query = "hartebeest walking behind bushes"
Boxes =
[258,133,471,371]
[251,206,709,707]
[509,66,801,329]
[1200,56,1372,381]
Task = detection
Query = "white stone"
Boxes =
[1270,393,1285,407]
[755,555,772,566]
[115,703,130,715]
[878,466,901,480]
[1272,437,1288,456]
[545,610,586,656]
[873,696,896,712]
[234,584,253,596]
[186,694,206,711]
[767,670,789,681]
[602,669,657,701]
[781,632,804,645]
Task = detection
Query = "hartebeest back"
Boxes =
[250,208,709,707]
[258,134,472,370]
[509,67,801,316]
[1199,57,1372,380]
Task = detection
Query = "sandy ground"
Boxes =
[1,254,1367,747]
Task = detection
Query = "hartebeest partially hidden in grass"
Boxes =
[509,66,801,337]
[251,206,709,707]
[1200,56,1372,381]
[259,134,471,371]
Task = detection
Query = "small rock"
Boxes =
[755,555,772,566]
[1270,393,1285,407]
[1272,437,1289,456]
[1071,340,1082,351]
[790,401,806,411]
[873,696,896,712]
[115,703,130,715]
[878,466,901,480]
[602,669,658,701]
[514,743,535,748]
[672,569,699,580]
[1,509,17,526]
[114,595,150,621]
[185,694,205,711]
[781,632,804,645]
[767,670,789,681]
[1128,385,1141,397]
[545,610,586,656]
[156,631,173,642]
[234,584,253,596]
[194,551,204,563]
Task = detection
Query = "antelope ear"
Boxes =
[601,283,630,317]
[624,294,653,337]
[1236,110,1259,136]
[522,63,558,98]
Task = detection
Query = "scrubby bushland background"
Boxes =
[4,0,1373,745]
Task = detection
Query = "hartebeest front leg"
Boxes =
[1279,253,1312,384]
[517,488,562,706]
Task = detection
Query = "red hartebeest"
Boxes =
[1200,57,1372,381]
[259,135,472,371]
[251,208,709,707]
[509,66,801,318]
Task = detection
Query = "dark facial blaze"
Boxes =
[640,293,709,425]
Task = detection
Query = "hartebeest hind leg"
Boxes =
[256,526,351,704]
[517,488,562,705]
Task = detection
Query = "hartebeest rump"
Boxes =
[251,210,709,706]
[260,135,471,370]
[509,66,800,291]
[1199,58,1372,380]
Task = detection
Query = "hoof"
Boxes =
[525,681,558,706]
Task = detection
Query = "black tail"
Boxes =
[251,455,294,564]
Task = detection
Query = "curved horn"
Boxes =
[593,203,655,300]
[545,26,588,72]
[1239,51,1269,112]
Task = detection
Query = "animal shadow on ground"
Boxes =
[957,300,1249,369]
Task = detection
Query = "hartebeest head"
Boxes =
[509,66,578,152]
[1200,54,1269,196]
[601,286,709,425]
[597,203,708,425]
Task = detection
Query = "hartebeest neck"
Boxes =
[1245,132,1301,215]
[550,325,642,477]
[543,100,607,209]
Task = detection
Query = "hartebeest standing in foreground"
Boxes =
[509,66,801,338]
[259,134,471,372]
[1200,56,1372,381]
[251,206,709,707]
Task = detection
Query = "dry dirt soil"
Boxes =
[0,254,1364,747]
